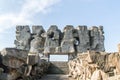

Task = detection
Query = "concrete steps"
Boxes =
[47,62,69,74]
[39,61,72,80]
[39,74,68,80]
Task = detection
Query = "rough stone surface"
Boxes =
[25,59,49,80]
[91,69,108,80]
[32,25,45,35]
[14,25,105,54]
[0,48,49,80]
[76,26,90,53]
[0,48,28,80]
[68,50,120,80]
[44,25,61,54]
[27,54,39,65]
[28,26,45,66]
[1,48,28,68]
[89,26,105,52]
[61,25,75,53]
[31,26,45,51]
[29,35,45,54]
[0,25,109,80]
[14,25,31,50]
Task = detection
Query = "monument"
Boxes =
[0,25,120,80]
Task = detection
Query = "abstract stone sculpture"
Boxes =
[76,25,90,53]
[89,26,105,52]
[14,25,105,54]
[1,25,120,80]
[44,25,61,54]
[27,26,46,76]
[30,26,45,54]
[14,25,31,50]
[61,25,75,53]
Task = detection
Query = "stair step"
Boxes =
[47,62,69,74]
[39,74,76,80]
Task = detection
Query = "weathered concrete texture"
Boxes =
[32,25,45,35]
[14,25,31,50]
[61,25,75,53]
[0,48,28,80]
[89,26,105,52]
[29,26,45,60]
[28,59,50,79]
[44,25,61,54]
[27,54,39,65]
[68,50,120,80]
[14,25,105,54]
[1,48,28,68]
[0,48,49,80]
[29,36,45,54]
[31,25,45,44]
[46,25,105,54]
[76,26,90,53]
[108,75,120,80]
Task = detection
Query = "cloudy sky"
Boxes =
[0,0,120,52]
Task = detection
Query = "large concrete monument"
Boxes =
[1,25,120,80]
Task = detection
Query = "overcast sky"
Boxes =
[0,0,120,52]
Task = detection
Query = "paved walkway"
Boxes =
[39,74,75,80]
[39,74,120,80]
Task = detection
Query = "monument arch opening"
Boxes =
[49,54,68,62]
